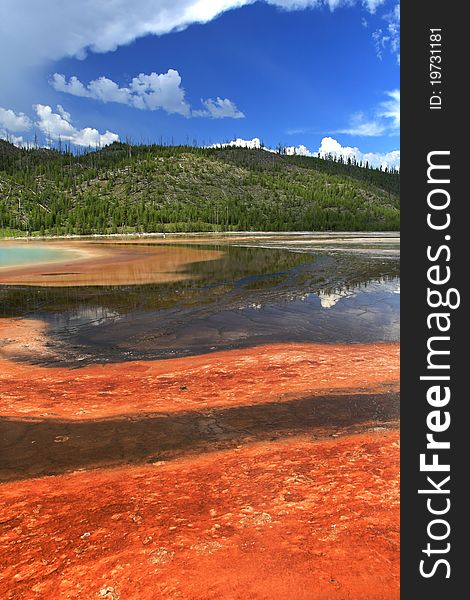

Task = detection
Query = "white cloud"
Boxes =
[0,132,26,146]
[318,136,399,170]
[211,139,309,154]
[0,1,393,95]
[128,71,190,114]
[283,144,314,156]
[212,135,399,170]
[87,77,132,105]
[338,117,386,137]
[52,70,191,116]
[211,137,266,149]
[372,2,400,62]
[318,137,351,155]
[195,97,245,119]
[56,104,71,121]
[51,74,89,98]
[335,89,399,136]
[0,106,33,146]
[34,104,119,147]
[378,89,399,128]
[267,1,385,10]
[318,288,355,308]
[52,71,243,119]
[0,102,119,148]
[0,106,32,132]
[362,0,385,12]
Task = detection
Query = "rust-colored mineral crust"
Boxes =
[0,317,400,599]
[0,433,399,600]
[0,242,222,286]
[0,318,399,420]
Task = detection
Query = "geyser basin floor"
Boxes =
[0,241,222,286]
[0,318,399,422]
[0,432,399,600]
[0,236,400,599]
[0,323,399,598]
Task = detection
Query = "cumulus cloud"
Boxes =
[52,71,190,116]
[211,137,266,149]
[52,71,243,119]
[212,136,399,170]
[128,72,190,114]
[211,139,311,154]
[0,106,33,146]
[0,102,119,148]
[34,104,119,147]
[283,144,314,156]
[194,97,245,119]
[0,0,393,92]
[318,136,399,170]
[50,75,89,98]
[0,131,27,146]
[0,106,32,133]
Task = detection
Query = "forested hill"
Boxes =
[0,140,400,236]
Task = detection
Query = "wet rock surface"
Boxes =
[1,243,399,366]
[0,433,399,600]
[0,390,399,481]
[0,239,400,598]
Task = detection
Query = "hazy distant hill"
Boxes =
[0,140,399,236]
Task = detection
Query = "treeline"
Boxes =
[0,140,400,236]
[211,146,400,196]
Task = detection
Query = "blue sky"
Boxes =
[0,0,400,168]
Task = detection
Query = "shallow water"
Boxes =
[0,245,79,268]
[0,241,399,366]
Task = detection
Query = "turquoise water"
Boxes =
[0,246,77,268]
[0,243,399,365]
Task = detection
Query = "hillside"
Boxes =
[0,140,399,236]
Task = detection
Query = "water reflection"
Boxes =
[0,243,222,287]
[0,244,399,366]
[316,277,400,309]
